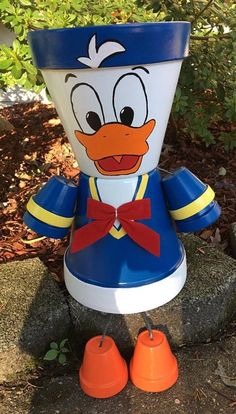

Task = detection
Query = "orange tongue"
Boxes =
[113,155,123,163]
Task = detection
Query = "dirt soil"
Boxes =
[0,102,235,282]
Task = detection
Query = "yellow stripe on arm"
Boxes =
[169,186,215,221]
[27,197,74,228]
[89,177,99,201]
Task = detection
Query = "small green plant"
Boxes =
[44,338,70,365]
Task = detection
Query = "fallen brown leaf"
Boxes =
[200,229,213,240]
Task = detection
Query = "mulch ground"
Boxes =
[0,102,235,282]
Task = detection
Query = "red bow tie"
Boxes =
[71,198,160,256]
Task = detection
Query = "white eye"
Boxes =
[71,83,104,134]
[113,73,148,127]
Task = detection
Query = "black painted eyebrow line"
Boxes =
[132,66,149,74]
[65,73,77,83]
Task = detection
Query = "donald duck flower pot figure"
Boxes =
[25,22,220,398]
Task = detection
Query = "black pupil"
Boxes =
[86,111,102,131]
[120,106,134,126]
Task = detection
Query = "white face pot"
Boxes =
[29,22,190,179]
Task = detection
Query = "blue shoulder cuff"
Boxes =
[161,167,221,232]
[23,175,79,239]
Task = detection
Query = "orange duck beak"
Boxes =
[75,120,156,176]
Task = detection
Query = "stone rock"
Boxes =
[229,222,236,259]
[0,258,71,382]
[68,234,236,353]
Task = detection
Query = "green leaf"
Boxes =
[175,87,181,98]
[15,60,22,71]
[59,338,68,349]
[216,84,225,101]
[20,0,32,5]
[12,39,20,55]
[5,4,15,14]
[17,71,28,86]
[0,59,13,70]
[34,83,45,94]
[50,342,59,350]
[0,45,15,58]
[58,352,67,365]
[14,25,23,35]
[24,79,34,89]
[22,61,37,75]
[60,347,70,353]
[11,65,22,79]
[43,349,59,361]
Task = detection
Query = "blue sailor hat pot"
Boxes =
[28,22,190,179]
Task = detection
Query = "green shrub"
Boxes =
[0,0,235,149]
